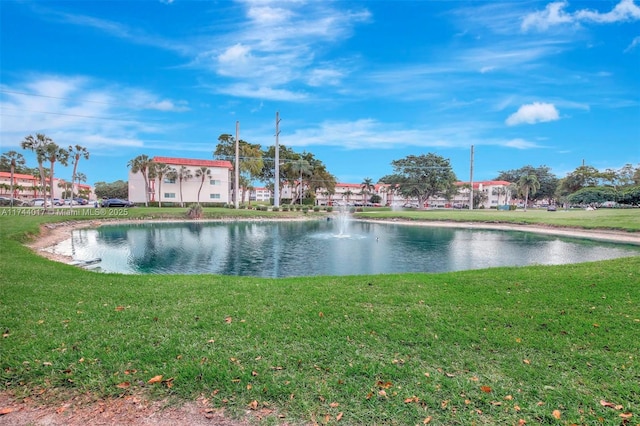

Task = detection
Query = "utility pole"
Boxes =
[234,121,239,209]
[469,145,474,210]
[274,112,281,207]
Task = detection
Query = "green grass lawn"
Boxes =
[1,207,639,425]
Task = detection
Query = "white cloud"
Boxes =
[504,138,543,149]
[522,0,640,31]
[575,0,640,23]
[505,102,560,126]
[521,1,574,31]
[0,75,184,153]
[625,36,640,52]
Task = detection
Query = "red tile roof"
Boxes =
[0,171,38,180]
[152,156,233,169]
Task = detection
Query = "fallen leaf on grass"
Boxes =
[330,402,339,408]
[423,416,432,424]
[336,412,343,421]
[600,400,623,410]
[248,400,258,410]
[376,381,393,389]
[620,412,633,419]
[517,419,526,426]
[523,359,531,365]
[116,382,130,389]
[147,375,163,384]
[480,386,492,393]
[224,316,232,324]
[552,409,561,419]
[0,408,15,415]
[115,306,125,311]
[404,396,420,403]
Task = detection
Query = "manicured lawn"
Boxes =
[357,207,640,231]
[1,208,639,425]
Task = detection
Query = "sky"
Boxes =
[1,0,639,188]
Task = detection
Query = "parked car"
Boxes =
[547,205,557,211]
[73,197,89,205]
[31,198,52,207]
[53,198,66,206]
[101,198,134,207]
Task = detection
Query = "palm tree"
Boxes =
[43,143,69,204]
[68,145,89,200]
[291,159,312,205]
[177,166,193,207]
[127,155,153,207]
[21,134,53,209]
[344,189,354,204]
[195,166,211,204]
[492,186,507,207]
[518,174,540,212]
[0,151,26,207]
[153,163,173,207]
[361,177,375,205]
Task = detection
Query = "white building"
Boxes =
[128,156,233,205]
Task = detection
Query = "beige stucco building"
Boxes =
[128,156,234,205]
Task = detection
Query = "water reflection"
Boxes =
[51,220,640,277]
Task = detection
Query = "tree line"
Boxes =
[1,133,90,208]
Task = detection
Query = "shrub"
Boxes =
[186,203,203,219]
[313,206,320,212]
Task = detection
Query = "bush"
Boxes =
[313,206,320,212]
[272,207,279,212]
[326,206,333,213]
[186,203,203,219]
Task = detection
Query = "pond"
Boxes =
[47,219,640,277]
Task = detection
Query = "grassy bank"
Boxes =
[1,208,639,425]
[356,207,640,232]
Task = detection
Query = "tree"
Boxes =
[68,145,89,198]
[214,134,263,203]
[290,159,312,205]
[177,166,193,207]
[517,174,540,211]
[361,177,375,204]
[195,166,211,204]
[127,155,154,207]
[380,153,457,209]
[496,165,557,203]
[44,143,69,202]
[0,151,26,207]
[153,163,173,207]
[95,180,128,199]
[21,134,53,208]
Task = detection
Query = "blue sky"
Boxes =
[1,0,639,187]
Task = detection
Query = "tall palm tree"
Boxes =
[42,142,69,206]
[68,145,89,200]
[290,159,312,205]
[154,163,173,207]
[0,151,26,207]
[518,174,540,212]
[492,186,507,206]
[195,166,211,204]
[127,154,153,207]
[361,177,375,205]
[21,134,53,209]
[177,166,193,207]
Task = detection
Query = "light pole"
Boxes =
[274,112,280,207]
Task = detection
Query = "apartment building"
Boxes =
[0,172,94,201]
[128,156,234,205]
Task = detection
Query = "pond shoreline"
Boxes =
[27,216,640,267]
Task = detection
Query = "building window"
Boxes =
[210,193,221,199]
[164,193,176,198]
[164,178,176,184]
[210,179,221,185]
